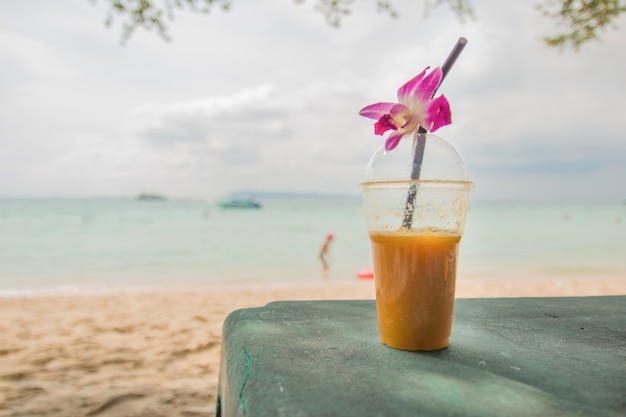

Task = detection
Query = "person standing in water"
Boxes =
[319,233,334,278]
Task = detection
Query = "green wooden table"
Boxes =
[217,296,625,417]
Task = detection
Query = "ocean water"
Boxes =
[1,197,625,295]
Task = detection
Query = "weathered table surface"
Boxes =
[217,296,625,417]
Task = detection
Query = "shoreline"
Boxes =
[2,272,625,299]
[1,276,624,417]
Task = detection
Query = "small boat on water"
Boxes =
[219,198,262,209]
[137,193,167,201]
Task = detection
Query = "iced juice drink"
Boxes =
[361,134,471,351]
[369,229,461,351]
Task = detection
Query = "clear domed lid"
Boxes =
[364,134,469,182]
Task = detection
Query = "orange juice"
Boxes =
[369,229,461,351]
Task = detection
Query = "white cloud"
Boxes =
[131,84,294,177]
[135,84,277,118]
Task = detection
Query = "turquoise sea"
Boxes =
[1,197,625,296]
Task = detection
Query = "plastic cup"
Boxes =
[361,134,472,351]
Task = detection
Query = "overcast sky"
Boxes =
[1,0,625,202]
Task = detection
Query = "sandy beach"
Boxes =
[1,276,625,417]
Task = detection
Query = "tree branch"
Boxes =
[94,0,624,50]
[98,0,232,44]
[538,0,626,51]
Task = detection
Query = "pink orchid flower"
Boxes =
[359,67,452,151]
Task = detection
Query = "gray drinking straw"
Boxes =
[401,37,468,229]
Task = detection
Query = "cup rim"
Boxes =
[360,179,474,189]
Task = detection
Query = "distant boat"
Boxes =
[137,193,167,201]
[219,198,261,209]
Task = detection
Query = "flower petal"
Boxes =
[425,95,452,132]
[384,132,405,151]
[414,67,443,104]
[359,102,396,119]
[389,103,408,117]
[397,68,428,103]
[374,114,397,135]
